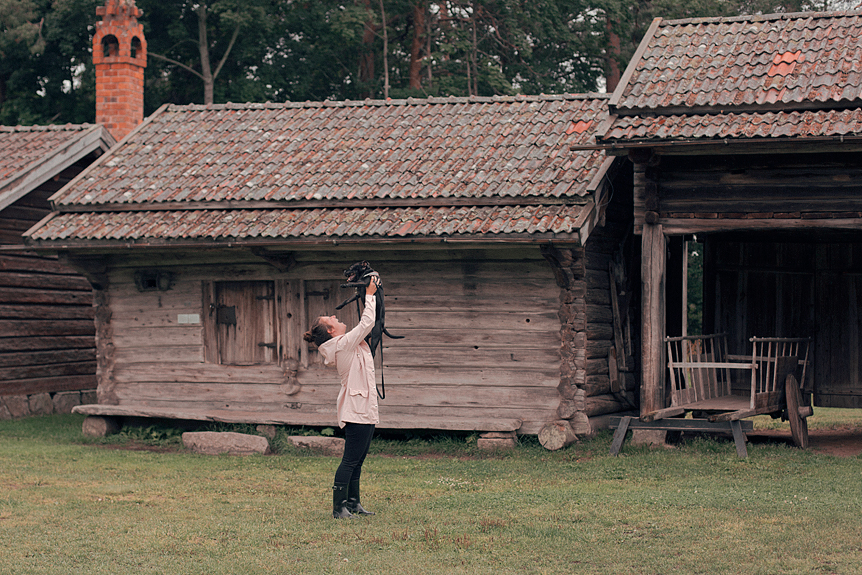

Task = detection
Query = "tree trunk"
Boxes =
[605,17,621,92]
[359,0,377,97]
[409,2,425,90]
[197,4,214,105]
[380,0,389,98]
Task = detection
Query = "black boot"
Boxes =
[345,480,374,516]
[332,483,353,519]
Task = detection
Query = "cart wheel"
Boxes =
[785,374,809,449]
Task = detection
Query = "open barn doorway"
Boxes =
[694,232,862,409]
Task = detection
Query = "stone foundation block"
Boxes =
[477,432,517,450]
[53,392,82,414]
[2,396,29,418]
[183,431,272,456]
[80,390,97,405]
[28,393,54,416]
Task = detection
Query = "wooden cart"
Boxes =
[611,334,813,455]
[655,334,813,447]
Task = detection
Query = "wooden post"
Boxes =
[641,223,666,417]
[666,236,684,339]
[299,280,308,368]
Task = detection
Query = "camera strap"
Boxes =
[376,351,386,400]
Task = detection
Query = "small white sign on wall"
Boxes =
[177,313,201,325]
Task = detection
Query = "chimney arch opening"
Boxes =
[131,36,142,59]
[101,35,119,58]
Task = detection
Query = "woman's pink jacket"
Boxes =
[318,294,379,428]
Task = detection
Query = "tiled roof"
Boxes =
[27,205,584,242]
[0,125,93,182]
[602,107,862,141]
[53,95,608,207]
[28,95,613,244]
[612,11,862,115]
[599,10,862,145]
[0,124,110,210]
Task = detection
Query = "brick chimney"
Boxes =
[93,0,146,141]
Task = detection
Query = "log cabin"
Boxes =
[593,10,862,441]
[0,124,113,418]
[1,0,144,419]
[24,94,637,440]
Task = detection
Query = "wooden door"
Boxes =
[215,281,277,365]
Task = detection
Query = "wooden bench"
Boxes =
[609,415,753,457]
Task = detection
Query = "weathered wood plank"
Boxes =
[0,374,96,396]
[108,247,548,270]
[73,403,524,432]
[0,254,71,274]
[112,381,559,409]
[113,362,289,384]
[380,347,559,369]
[346,327,558,348]
[375,293,558,312]
[0,272,92,291]
[107,258,556,286]
[0,287,93,306]
[0,348,95,368]
[0,305,95,320]
[585,393,626,416]
[641,224,666,416]
[112,326,203,348]
[0,320,95,337]
[0,360,96,381]
[0,335,95,353]
[113,363,559,388]
[108,282,202,313]
[113,345,204,364]
[387,310,558,331]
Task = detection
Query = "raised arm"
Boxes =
[338,278,377,352]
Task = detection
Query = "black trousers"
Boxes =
[334,422,375,485]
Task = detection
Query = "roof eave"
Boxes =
[22,231,582,252]
[612,99,862,118]
[584,135,862,155]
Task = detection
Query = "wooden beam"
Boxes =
[640,223,666,417]
[71,403,522,431]
[653,217,862,235]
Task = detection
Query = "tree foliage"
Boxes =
[0,0,854,124]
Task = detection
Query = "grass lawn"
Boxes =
[1,411,861,575]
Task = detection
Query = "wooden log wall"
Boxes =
[540,170,638,439]
[647,152,862,234]
[0,171,97,397]
[95,247,564,434]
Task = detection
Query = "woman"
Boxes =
[303,276,379,519]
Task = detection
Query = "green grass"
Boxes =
[752,406,862,431]
[1,413,861,574]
